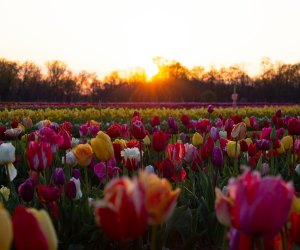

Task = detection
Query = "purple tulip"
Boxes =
[18,178,35,202]
[72,168,81,180]
[168,117,178,134]
[256,139,270,151]
[89,125,100,138]
[210,127,220,141]
[94,162,121,182]
[53,168,66,185]
[79,125,89,137]
[207,104,214,114]
[212,146,224,168]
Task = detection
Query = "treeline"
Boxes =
[0,57,300,102]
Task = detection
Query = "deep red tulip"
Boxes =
[197,119,212,134]
[107,123,121,139]
[113,143,122,161]
[150,115,160,127]
[26,141,53,171]
[61,121,72,135]
[131,116,147,140]
[152,131,167,152]
[181,114,190,126]
[18,178,35,202]
[239,140,248,152]
[12,206,49,250]
[94,177,148,241]
[0,125,7,140]
[11,120,19,128]
[288,118,300,136]
[37,185,62,204]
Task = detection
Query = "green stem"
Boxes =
[150,225,157,250]
[234,140,238,175]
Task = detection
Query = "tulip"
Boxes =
[18,178,35,202]
[212,146,224,168]
[121,147,141,171]
[62,151,78,167]
[61,121,72,135]
[152,131,167,152]
[278,135,292,151]
[91,131,114,162]
[143,135,151,146]
[94,177,148,241]
[94,162,121,183]
[0,203,13,250]
[0,143,17,180]
[244,117,250,127]
[207,104,214,114]
[12,205,58,250]
[131,116,147,140]
[239,140,248,152]
[120,124,130,140]
[168,117,178,134]
[0,186,10,201]
[215,188,231,227]
[49,122,60,133]
[260,127,272,140]
[145,165,155,173]
[210,127,220,141]
[231,122,247,140]
[23,117,33,129]
[150,115,160,127]
[106,123,121,139]
[79,124,89,137]
[37,185,62,204]
[184,143,197,163]
[39,127,63,153]
[288,118,300,135]
[215,171,294,237]
[225,118,234,136]
[256,139,270,151]
[295,164,300,176]
[72,168,81,179]
[89,125,100,138]
[4,127,22,138]
[192,132,203,146]
[52,168,65,185]
[159,158,174,180]
[181,114,190,126]
[197,119,212,134]
[65,178,82,199]
[58,129,72,151]
[0,126,7,140]
[27,141,53,171]
[72,143,93,167]
[226,141,240,159]
[166,142,185,167]
[139,171,180,225]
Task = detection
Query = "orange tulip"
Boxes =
[72,143,93,167]
[139,171,180,225]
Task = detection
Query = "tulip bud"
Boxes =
[212,147,224,168]
[192,132,203,147]
[0,186,10,201]
[53,168,66,185]
[18,178,35,202]
[207,104,214,114]
[91,131,114,162]
[231,122,247,140]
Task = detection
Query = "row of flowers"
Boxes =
[0,105,300,249]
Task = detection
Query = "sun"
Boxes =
[142,61,159,81]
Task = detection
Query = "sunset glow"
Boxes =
[1,0,300,77]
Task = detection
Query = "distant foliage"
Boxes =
[0,57,300,102]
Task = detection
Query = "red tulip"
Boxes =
[197,119,212,134]
[107,123,121,139]
[61,121,72,135]
[58,129,72,151]
[159,158,174,180]
[12,206,48,250]
[26,141,53,171]
[152,131,167,152]
[131,116,147,140]
[94,177,148,241]
[260,127,272,140]
[150,115,160,127]
[288,118,300,135]
[37,184,62,204]
[166,142,185,167]
[181,114,190,126]
[239,140,248,152]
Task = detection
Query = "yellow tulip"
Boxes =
[226,141,240,158]
[281,136,293,150]
[0,186,10,201]
[192,132,203,147]
[72,143,93,167]
[113,139,127,149]
[0,203,13,250]
[143,135,151,146]
[276,143,285,154]
[91,131,114,161]
[244,138,253,145]
[244,117,251,127]
[28,208,58,250]
[139,171,180,225]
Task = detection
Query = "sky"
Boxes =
[1,0,300,78]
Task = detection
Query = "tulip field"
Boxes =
[1,104,300,250]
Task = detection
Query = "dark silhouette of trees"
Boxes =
[0,57,299,103]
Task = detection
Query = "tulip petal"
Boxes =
[7,163,17,181]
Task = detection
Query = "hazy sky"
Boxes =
[1,0,300,77]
